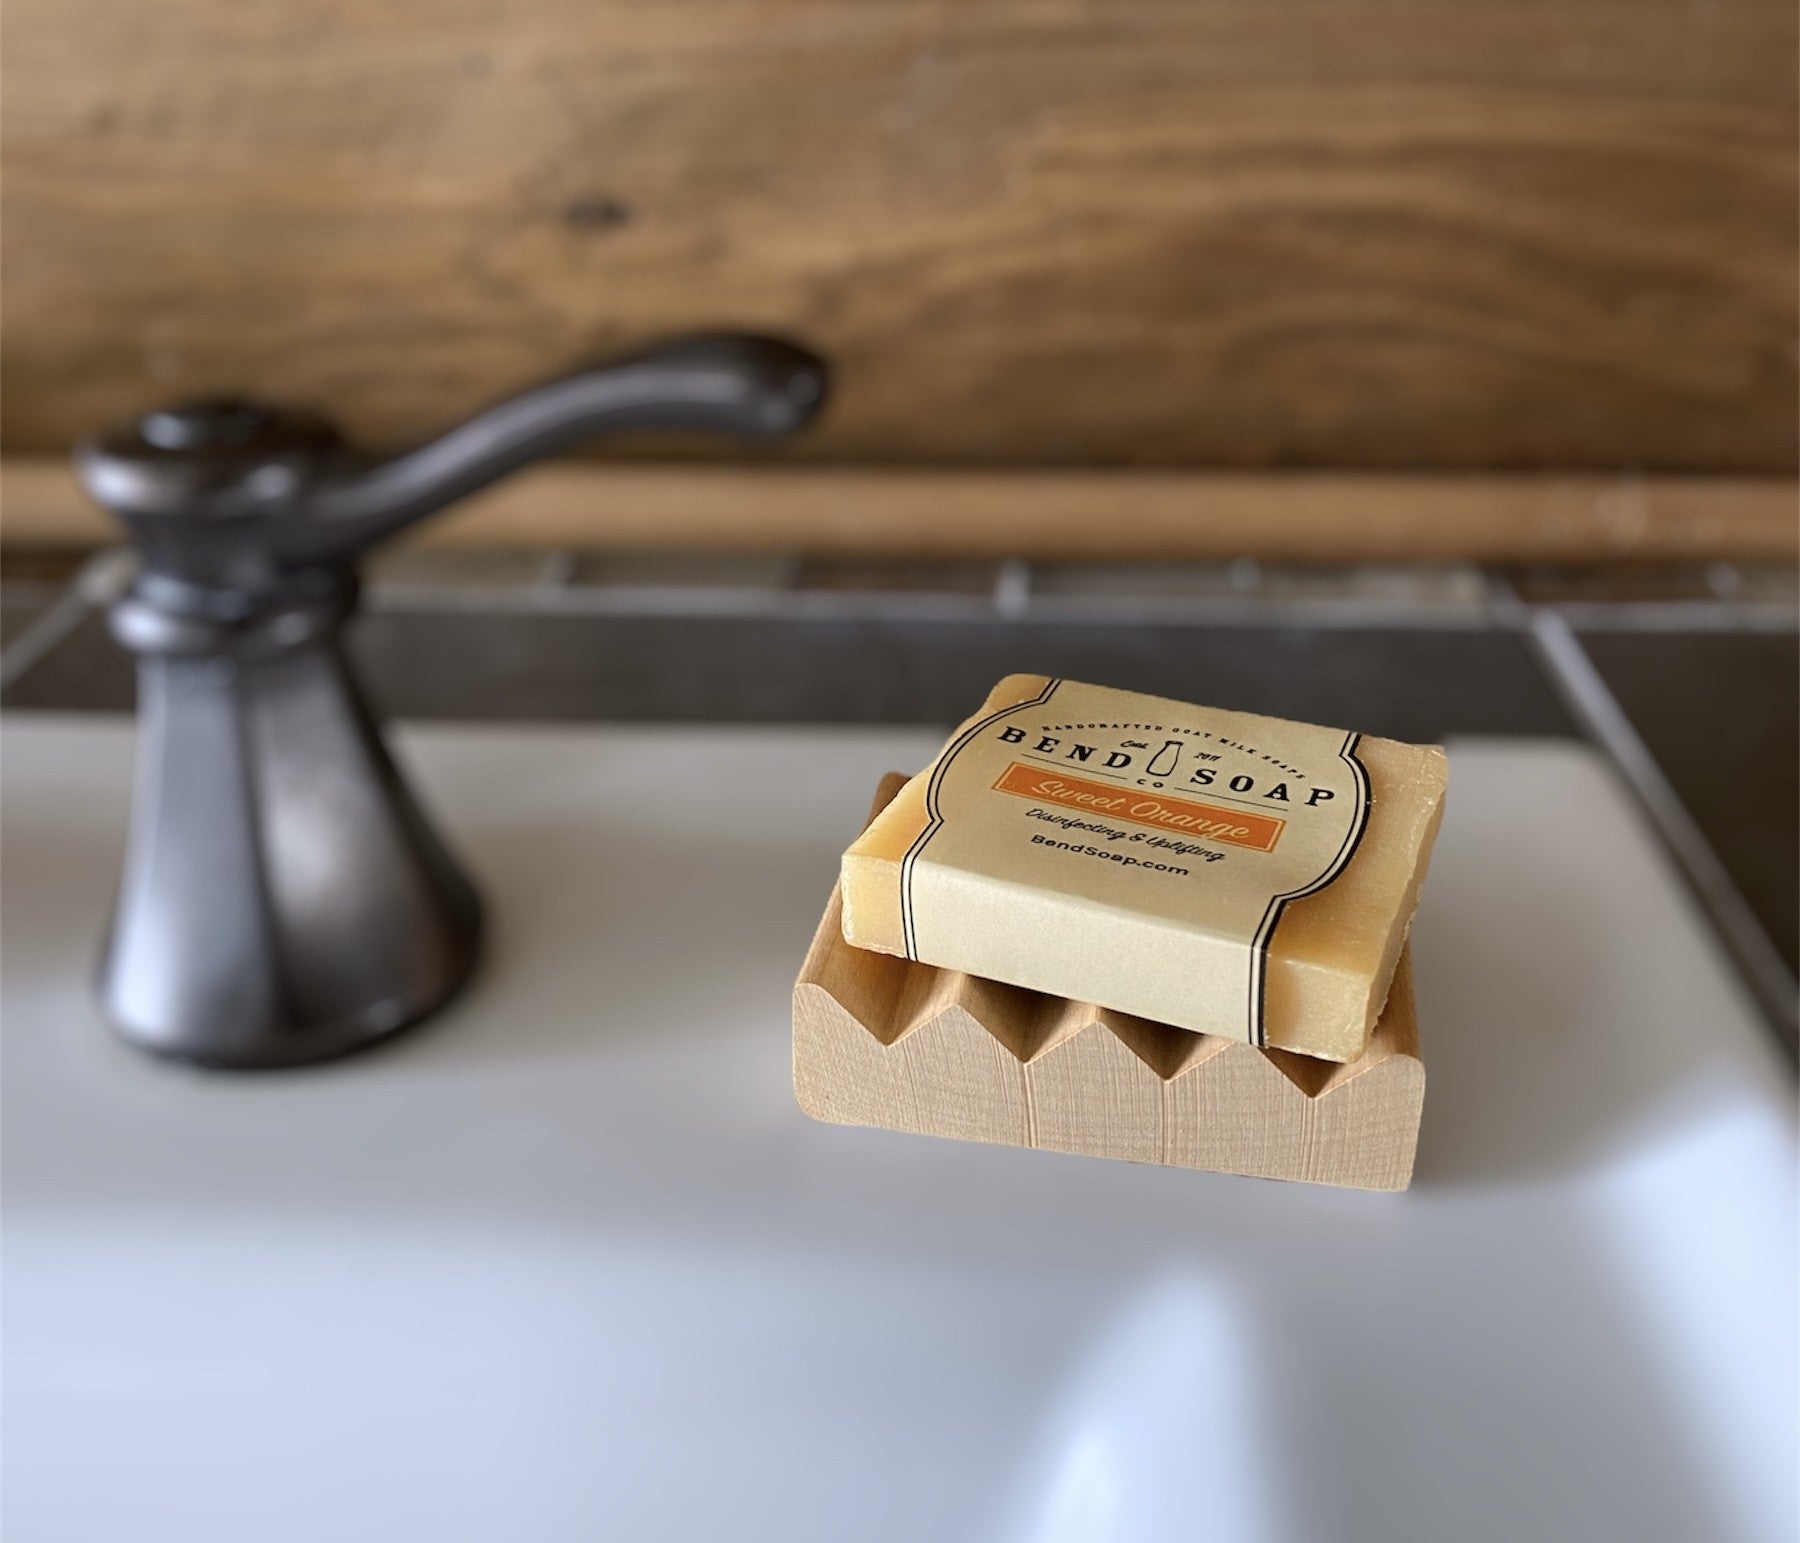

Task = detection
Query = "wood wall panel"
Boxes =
[3,0,1795,472]
[5,458,1792,561]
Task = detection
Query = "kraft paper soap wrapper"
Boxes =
[840,674,1447,1064]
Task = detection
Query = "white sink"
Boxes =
[3,720,1793,1543]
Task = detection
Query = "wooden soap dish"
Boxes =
[793,774,1425,1191]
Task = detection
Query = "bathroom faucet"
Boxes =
[76,334,829,1068]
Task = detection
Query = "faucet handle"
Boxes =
[77,333,829,591]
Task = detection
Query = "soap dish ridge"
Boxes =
[792,774,1425,1191]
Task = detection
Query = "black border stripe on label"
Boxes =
[899,677,1063,960]
[1245,732,1372,1047]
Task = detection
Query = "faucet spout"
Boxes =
[76,331,829,1067]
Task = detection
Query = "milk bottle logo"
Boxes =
[1145,739,1182,778]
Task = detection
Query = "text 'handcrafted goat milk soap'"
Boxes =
[840,675,1447,1063]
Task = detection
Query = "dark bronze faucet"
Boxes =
[76,334,829,1068]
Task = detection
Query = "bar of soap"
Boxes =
[798,777,1427,1190]
[841,675,1446,1063]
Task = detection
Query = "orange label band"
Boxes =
[991,762,1284,852]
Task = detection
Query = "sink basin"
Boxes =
[4,719,1793,1542]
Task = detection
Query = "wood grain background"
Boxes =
[8,459,1792,560]
[4,0,1795,472]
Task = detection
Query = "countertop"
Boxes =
[4,718,1794,1543]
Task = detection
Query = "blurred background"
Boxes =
[4,0,1793,1037]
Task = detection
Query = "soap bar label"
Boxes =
[900,678,1370,1044]
[990,762,1287,851]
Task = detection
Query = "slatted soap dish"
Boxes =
[794,774,1425,1191]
